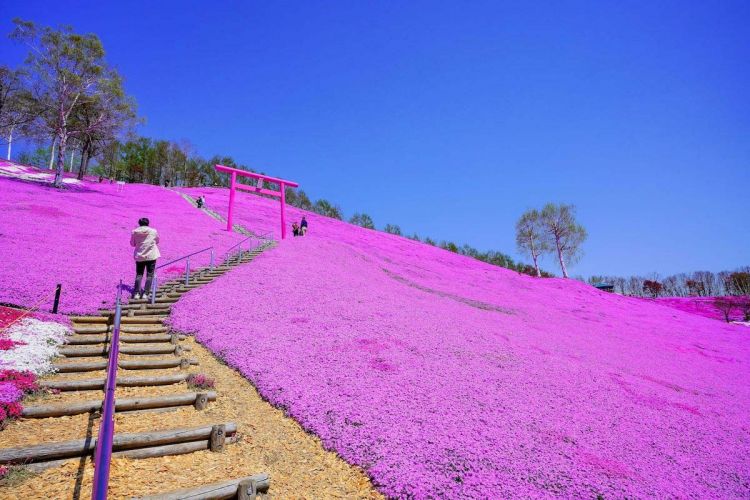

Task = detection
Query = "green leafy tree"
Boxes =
[540,203,586,278]
[440,241,459,253]
[70,72,137,179]
[11,19,119,187]
[0,65,37,160]
[313,199,342,220]
[17,146,50,168]
[294,190,314,211]
[383,224,402,235]
[350,212,375,229]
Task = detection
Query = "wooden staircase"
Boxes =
[0,239,276,498]
[174,190,260,237]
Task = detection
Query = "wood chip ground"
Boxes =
[0,336,382,499]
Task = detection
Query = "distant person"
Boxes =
[292,222,300,237]
[196,196,204,208]
[130,218,160,299]
[300,216,308,236]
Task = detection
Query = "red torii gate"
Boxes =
[215,164,299,239]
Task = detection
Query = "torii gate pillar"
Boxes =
[215,164,299,240]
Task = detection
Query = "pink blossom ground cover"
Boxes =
[169,188,750,498]
[0,163,243,314]
[0,305,71,426]
[654,296,747,322]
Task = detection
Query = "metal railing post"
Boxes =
[185,257,190,286]
[210,249,214,270]
[150,275,158,305]
[91,280,122,500]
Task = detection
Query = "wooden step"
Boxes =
[54,357,198,373]
[22,391,217,418]
[135,474,270,500]
[122,303,171,311]
[40,373,188,391]
[128,298,179,305]
[71,316,165,325]
[101,309,170,317]
[0,422,237,464]
[66,334,183,345]
[73,324,168,334]
[59,344,187,357]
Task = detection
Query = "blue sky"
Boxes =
[2,1,748,277]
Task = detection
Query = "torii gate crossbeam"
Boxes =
[214,164,299,239]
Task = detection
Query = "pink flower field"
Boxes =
[0,162,243,314]
[2,172,748,496]
[169,188,750,498]
[654,296,747,322]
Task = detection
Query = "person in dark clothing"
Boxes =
[292,222,300,237]
[300,216,308,236]
[196,196,204,208]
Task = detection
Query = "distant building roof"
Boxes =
[594,283,615,291]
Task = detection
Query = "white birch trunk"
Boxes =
[49,138,57,170]
[54,131,67,187]
[6,125,13,160]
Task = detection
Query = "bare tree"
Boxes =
[739,298,750,322]
[643,280,664,298]
[515,209,549,277]
[714,297,737,323]
[540,203,587,278]
[725,272,750,296]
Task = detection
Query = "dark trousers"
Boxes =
[133,260,156,298]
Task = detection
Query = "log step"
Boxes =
[101,309,170,317]
[71,316,165,324]
[73,324,168,334]
[0,422,237,464]
[66,334,184,345]
[54,357,198,372]
[40,373,188,391]
[127,298,179,306]
[119,304,172,312]
[59,344,188,357]
[135,474,270,500]
[22,391,217,418]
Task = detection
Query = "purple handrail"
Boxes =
[91,281,123,500]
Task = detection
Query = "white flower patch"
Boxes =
[0,163,81,184]
[0,318,71,375]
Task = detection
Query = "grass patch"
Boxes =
[0,466,37,487]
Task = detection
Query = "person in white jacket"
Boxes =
[130,218,161,299]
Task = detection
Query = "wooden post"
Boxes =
[170,333,178,345]
[180,358,191,370]
[209,424,226,452]
[194,393,208,410]
[237,478,258,500]
[52,284,62,314]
